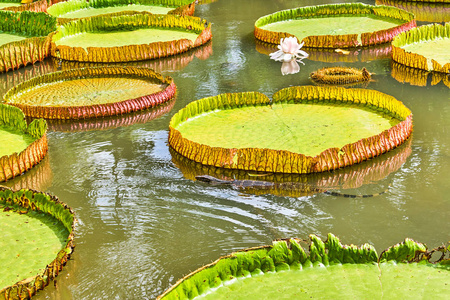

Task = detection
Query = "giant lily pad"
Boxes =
[254,3,415,48]
[0,104,47,182]
[0,187,75,299]
[3,66,176,119]
[50,12,212,62]
[169,86,412,174]
[0,11,56,72]
[392,23,450,73]
[158,233,450,299]
[47,0,196,24]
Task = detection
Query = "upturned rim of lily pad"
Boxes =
[47,0,196,25]
[0,0,48,13]
[0,11,57,73]
[392,22,450,73]
[0,186,75,299]
[254,3,416,48]
[3,66,177,120]
[157,233,449,299]
[0,104,48,182]
[50,12,212,63]
[169,86,412,174]
[376,0,450,22]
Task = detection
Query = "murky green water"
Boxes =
[1,0,449,299]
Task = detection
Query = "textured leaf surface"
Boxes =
[55,27,199,48]
[0,209,69,289]
[0,127,36,157]
[51,4,173,19]
[176,102,399,157]
[7,76,166,106]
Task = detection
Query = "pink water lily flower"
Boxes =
[269,37,309,62]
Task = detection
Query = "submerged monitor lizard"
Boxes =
[195,175,389,198]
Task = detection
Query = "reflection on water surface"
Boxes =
[0,0,449,299]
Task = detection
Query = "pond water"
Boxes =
[1,0,449,299]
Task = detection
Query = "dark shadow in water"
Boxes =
[170,137,412,198]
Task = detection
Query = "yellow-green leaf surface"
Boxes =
[0,127,36,157]
[176,103,399,157]
[7,76,166,106]
[401,37,450,70]
[53,4,172,19]
[0,209,69,289]
[0,33,27,46]
[260,16,403,41]
[0,3,20,9]
[54,28,199,49]
[199,262,449,299]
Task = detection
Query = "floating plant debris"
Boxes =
[158,233,450,299]
[254,3,415,48]
[0,187,75,299]
[0,11,56,72]
[0,104,47,182]
[392,23,450,73]
[3,67,176,119]
[310,67,372,86]
[50,12,212,62]
[169,86,412,174]
[47,0,196,24]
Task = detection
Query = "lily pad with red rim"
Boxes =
[3,66,176,119]
[254,3,415,48]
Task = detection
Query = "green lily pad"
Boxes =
[47,0,195,23]
[0,11,56,72]
[50,12,212,62]
[158,234,450,299]
[254,3,415,48]
[0,2,20,9]
[392,23,450,73]
[169,86,412,174]
[0,104,47,182]
[0,187,75,299]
